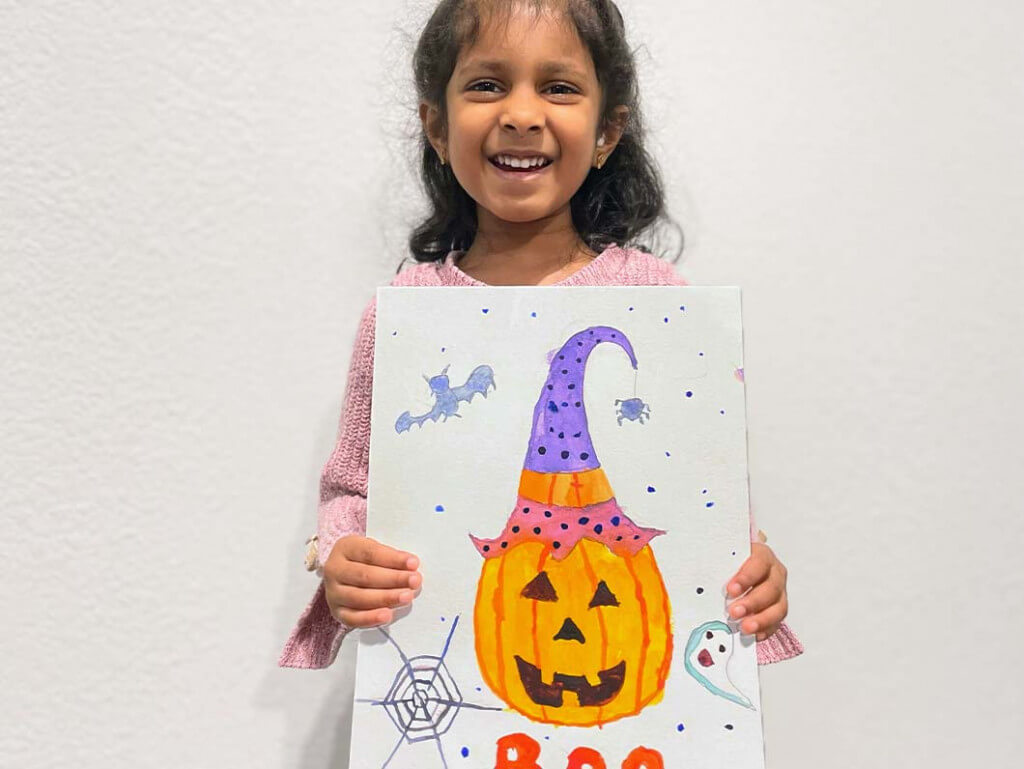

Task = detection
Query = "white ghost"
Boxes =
[683,620,754,710]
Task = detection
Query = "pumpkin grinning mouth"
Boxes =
[514,656,626,707]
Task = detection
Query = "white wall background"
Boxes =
[2,1,1021,767]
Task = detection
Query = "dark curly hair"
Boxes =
[401,0,684,270]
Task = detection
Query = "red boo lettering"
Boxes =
[496,733,664,769]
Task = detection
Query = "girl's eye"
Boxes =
[468,81,578,95]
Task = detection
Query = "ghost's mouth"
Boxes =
[697,648,715,667]
[514,655,626,707]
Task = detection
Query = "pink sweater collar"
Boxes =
[437,244,627,287]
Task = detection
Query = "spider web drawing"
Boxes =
[356,615,503,769]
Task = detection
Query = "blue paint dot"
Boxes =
[725,724,734,730]
[665,451,671,457]
[696,587,704,594]
[441,616,445,621]
[628,306,634,311]
[531,311,537,317]
[481,308,489,314]
[699,351,704,356]
[435,504,444,512]
[720,409,726,414]
[475,686,481,691]
[647,485,656,493]
[441,347,446,352]
[680,305,686,311]
[685,391,693,398]
[544,736,550,740]
[677,723,685,732]
[461,747,470,757]
[664,317,669,323]
[732,550,737,555]
[702,489,707,494]
[392,331,397,336]
[706,501,715,508]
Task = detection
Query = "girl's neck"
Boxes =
[455,239,599,286]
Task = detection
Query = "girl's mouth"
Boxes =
[488,157,553,181]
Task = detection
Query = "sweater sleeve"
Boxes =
[278,297,377,669]
[665,264,804,664]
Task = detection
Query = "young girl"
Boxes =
[279,0,802,670]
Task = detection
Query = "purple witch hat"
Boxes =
[471,326,664,560]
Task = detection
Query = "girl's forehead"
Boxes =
[456,11,592,77]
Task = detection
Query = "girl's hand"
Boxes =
[724,542,789,642]
[324,535,422,628]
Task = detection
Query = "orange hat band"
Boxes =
[517,467,614,508]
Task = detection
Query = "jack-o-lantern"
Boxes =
[471,327,673,726]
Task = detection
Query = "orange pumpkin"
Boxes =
[471,325,673,726]
[474,536,672,726]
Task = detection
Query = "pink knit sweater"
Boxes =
[279,244,804,669]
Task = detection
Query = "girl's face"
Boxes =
[422,8,627,228]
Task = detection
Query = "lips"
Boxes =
[514,655,626,707]
[697,648,714,667]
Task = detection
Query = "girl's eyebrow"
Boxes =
[460,58,587,80]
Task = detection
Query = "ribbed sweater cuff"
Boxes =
[756,621,804,664]
[278,494,367,669]
[316,494,368,571]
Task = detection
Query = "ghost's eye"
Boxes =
[718,644,726,653]
[706,631,714,640]
[588,580,619,608]
[521,571,558,601]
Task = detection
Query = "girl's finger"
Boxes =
[725,547,771,597]
[333,585,415,611]
[336,606,393,628]
[739,594,788,636]
[347,538,419,571]
[334,560,422,590]
[726,574,782,620]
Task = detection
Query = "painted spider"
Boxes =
[615,397,650,426]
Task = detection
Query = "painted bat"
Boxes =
[395,364,496,433]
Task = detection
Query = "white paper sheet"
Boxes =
[349,286,765,769]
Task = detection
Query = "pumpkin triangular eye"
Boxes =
[588,580,619,608]
[521,571,558,601]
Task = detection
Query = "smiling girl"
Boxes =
[279,0,803,670]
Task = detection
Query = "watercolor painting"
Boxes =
[469,326,672,727]
[356,616,503,768]
[352,286,764,769]
[614,397,650,425]
[395,364,496,433]
[683,620,755,710]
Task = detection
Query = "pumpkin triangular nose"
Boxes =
[553,617,586,644]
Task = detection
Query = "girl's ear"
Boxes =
[419,101,446,161]
[596,105,631,162]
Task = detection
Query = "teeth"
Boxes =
[494,154,548,169]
